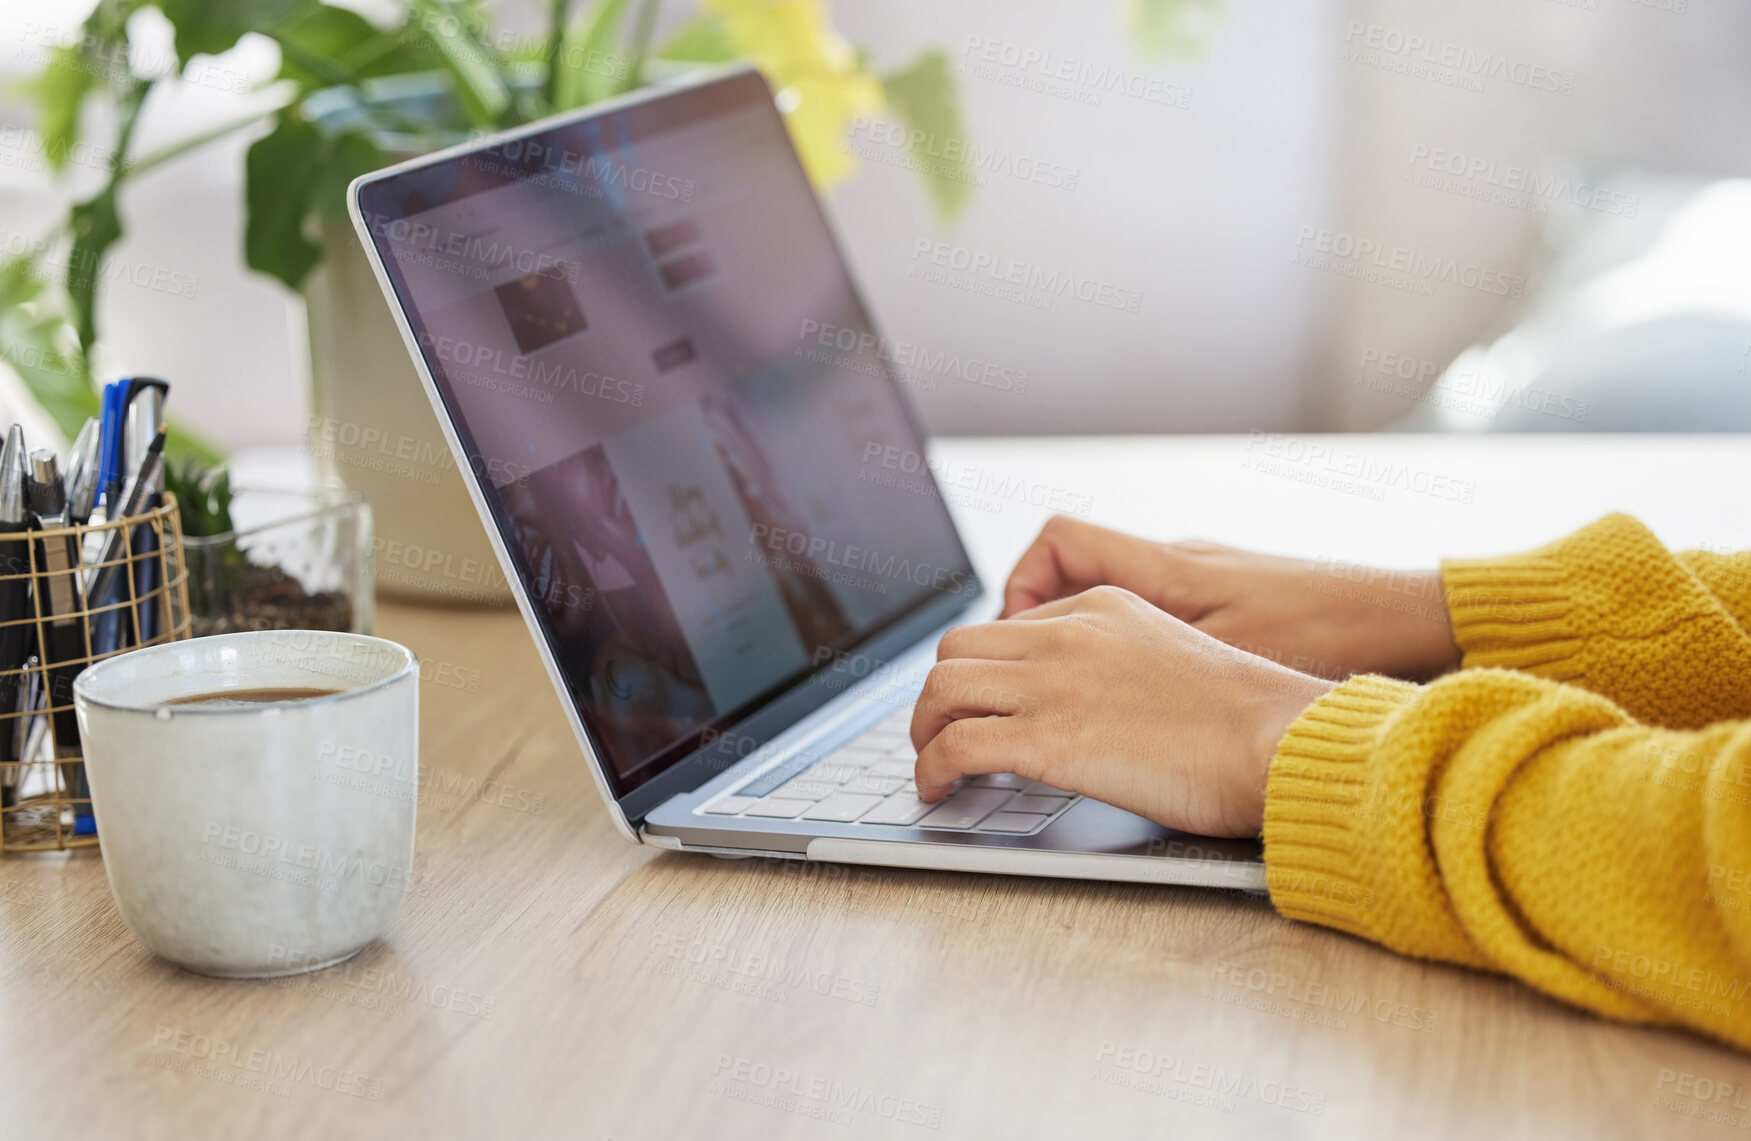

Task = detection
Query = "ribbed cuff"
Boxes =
[1261,675,1422,939]
[1440,554,1583,679]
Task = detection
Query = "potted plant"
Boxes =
[3,0,1215,599]
[166,458,372,636]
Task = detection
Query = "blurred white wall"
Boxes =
[2,0,1749,449]
[829,0,1340,434]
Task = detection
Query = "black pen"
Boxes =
[27,449,91,831]
[0,426,28,810]
[86,426,167,609]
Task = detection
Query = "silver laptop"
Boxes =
[348,65,1262,890]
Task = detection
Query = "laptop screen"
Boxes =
[355,70,974,797]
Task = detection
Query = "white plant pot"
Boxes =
[303,219,512,605]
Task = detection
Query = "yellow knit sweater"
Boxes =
[1262,514,1751,1049]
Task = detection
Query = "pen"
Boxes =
[86,426,166,609]
[122,384,167,644]
[97,380,128,516]
[0,427,28,810]
[63,418,102,526]
[27,450,92,832]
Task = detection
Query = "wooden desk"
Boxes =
[5,435,1750,1140]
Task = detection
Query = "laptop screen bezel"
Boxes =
[347,65,982,826]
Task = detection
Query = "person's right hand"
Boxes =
[1000,516,1462,681]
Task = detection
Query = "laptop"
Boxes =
[348,65,1263,890]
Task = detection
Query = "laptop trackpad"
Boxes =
[1044,797,1263,864]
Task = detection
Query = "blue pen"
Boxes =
[89,379,133,664]
[98,380,127,513]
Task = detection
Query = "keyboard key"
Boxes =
[978,812,1050,834]
[702,796,759,815]
[1019,779,1069,795]
[867,760,916,779]
[969,773,1027,789]
[738,753,824,798]
[742,799,813,818]
[885,741,917,761]
[809,763,863,784]
[1006,795,1072,816]
[857,792,935,826]
[916,788,1013,830]
[774,779,839,801]
[843,774,908,796]
[800,794,886,822]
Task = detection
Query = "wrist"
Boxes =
[1361,569,1462,680]
[1238,671,1338,835]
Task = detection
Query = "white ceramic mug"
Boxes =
[73,630,419,978]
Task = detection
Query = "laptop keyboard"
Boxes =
[698,707,1081,836]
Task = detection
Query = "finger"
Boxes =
[909,659,1027,753]
[1005,593,1091,621]
[935,620,1037,663]
[1001,517,1151,617]
[914,716,1037,801]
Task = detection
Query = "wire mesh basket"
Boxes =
[0,495,190,853]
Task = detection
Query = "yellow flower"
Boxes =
[704,0,883,188]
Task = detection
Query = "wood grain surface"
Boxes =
[3,435,1749,1140]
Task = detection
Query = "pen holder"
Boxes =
[0,495,191,854]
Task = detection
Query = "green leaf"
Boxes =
[554,0,634,110]
[25,48,99,173]
[157,0,310,63]
[270,5,440,88]
[409,0,511,126]
[245,116,384,289]
[309,132,386,223]
[65,188,123,351]
[0,258,100,440]
[245,116,326,289]
[881,50,973,223]
[1124,0,1222,62]
[655,12,735,64]
[163,455,234,534]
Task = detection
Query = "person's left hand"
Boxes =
[910,586,1337,838]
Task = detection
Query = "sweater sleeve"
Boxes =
[1439,513,1751,729]
[1263,672,1751,1048]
